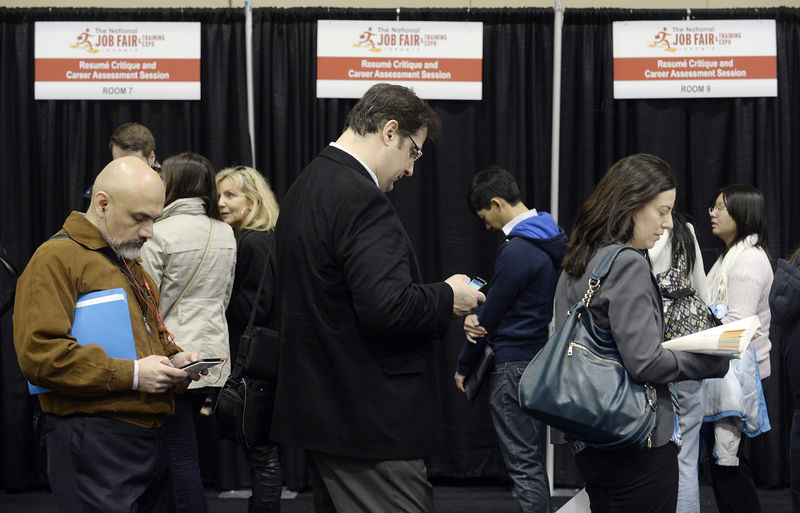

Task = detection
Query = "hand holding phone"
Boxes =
[446,274,486,317]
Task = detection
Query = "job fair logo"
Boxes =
[69,25,167,54]
[351,24,447,53]
[647,25,734,53]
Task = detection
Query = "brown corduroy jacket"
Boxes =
[13,211,179,427]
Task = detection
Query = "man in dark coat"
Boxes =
[271,83,485,512]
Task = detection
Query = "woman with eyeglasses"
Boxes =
[216,166,282,513]
[704,184,773,513]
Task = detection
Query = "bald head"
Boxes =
[90,156,163,211]
[87,156,165,259]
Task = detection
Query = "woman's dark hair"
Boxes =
[669,210,698,273]
[343,83,441,141]
[563,154,677,277]
[468,165,521,212]
[161,152,221,220]
[713,184,768,256]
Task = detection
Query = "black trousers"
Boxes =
[244,443,282,513]
[165,393,208,513]
[575,443,679,513]
[702,422,762,513]
[44,414,170,513]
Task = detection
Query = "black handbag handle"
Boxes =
[583,245,641,306]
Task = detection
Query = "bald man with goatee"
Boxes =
[13,156,202,513]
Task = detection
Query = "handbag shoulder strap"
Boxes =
[591,245,640,281]
[583,245,641,306]
[163,218,215,318]
[247,250,269,329]
[233,252,270,379]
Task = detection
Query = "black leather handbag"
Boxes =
[518,246,658,449]
[215,261,278,448]
[215,375,276,448]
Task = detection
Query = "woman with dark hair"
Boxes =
[704,184,773,513]
[649,211,715,513]
[141,152,237,513]
[769,244,800,513]
[555,154,730,512]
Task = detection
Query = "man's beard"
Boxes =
[115,240,145,260]
[98,226,146,260]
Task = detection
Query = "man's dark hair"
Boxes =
[715,184,769,256]
[161,152,221,220]
[343,83,441,141]
[468,166,521,212]
[108,122,155,157]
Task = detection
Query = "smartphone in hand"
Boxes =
[467,276,487,292]
[180,358,225,373]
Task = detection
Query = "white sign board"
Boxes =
[317,20,483,100]
[35,22,201,100]
[613,20,777,99]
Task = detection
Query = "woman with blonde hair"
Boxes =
[216,165,281,513]
[217,166,279,234]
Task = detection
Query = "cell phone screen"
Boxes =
[468,277,487,291]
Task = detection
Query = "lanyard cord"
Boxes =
[49,231,181,352]
[103,245,182,352]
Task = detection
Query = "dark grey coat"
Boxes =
[554,243,730,447]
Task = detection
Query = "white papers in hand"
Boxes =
[661,315,760,358]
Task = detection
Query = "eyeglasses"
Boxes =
[708,205,728,215]
[408,135,423,162]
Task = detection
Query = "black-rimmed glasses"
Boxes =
[408,135,423,162]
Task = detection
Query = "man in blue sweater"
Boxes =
[455,166,566,513]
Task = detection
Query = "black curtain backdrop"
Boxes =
[1,5,798,493]
[559,7,800,488]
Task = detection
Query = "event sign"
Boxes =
[35,22,201,100]
[317,20,483,100]
[613,20,776,99]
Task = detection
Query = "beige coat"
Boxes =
[141,198,236,389]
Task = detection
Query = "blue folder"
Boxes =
[28,288,137,394]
